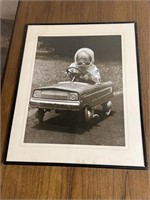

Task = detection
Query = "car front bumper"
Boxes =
[30,98,81,111]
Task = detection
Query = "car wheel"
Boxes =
[37,108,44,123]
[102,101,112,116]
[84,106,93,122]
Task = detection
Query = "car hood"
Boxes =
[37,81,113,94]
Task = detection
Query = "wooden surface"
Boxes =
[1,1,150,199]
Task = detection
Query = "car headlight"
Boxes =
[69,92,78,101]
[33,90,42,98]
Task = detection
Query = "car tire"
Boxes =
[102,101,112,116]
[84,106,93,122]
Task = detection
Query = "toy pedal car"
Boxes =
[30,67,114,123]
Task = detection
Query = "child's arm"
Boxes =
[92,65,101,83]
[85,65,101,84]
[78,72,96,84]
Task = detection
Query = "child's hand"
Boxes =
[83,73,92,81]
[83,74,89,81]
[79,74,89,80]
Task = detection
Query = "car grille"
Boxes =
[41,90,69,100]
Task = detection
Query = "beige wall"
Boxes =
[0,0,18,20]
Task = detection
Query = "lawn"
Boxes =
[30,55,123,97]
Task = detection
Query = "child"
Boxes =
[67,48,101,84]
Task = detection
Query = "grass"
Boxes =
[31,55,123,96]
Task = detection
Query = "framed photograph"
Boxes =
[5,22,147,169]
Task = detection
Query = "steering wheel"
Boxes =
[66,66,84,81]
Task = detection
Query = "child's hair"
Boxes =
[74,48,95,63]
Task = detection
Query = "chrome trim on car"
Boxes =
[30,98,81,111]
[31,98,80,106]
[30,98,80,106]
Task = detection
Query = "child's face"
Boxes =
[75,52,92,72]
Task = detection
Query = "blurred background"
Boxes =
[1,0,18,77]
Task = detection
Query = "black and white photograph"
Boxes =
[5,23,146,168]
[25,35,124,146]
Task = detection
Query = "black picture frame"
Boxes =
[4,22,147,169]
